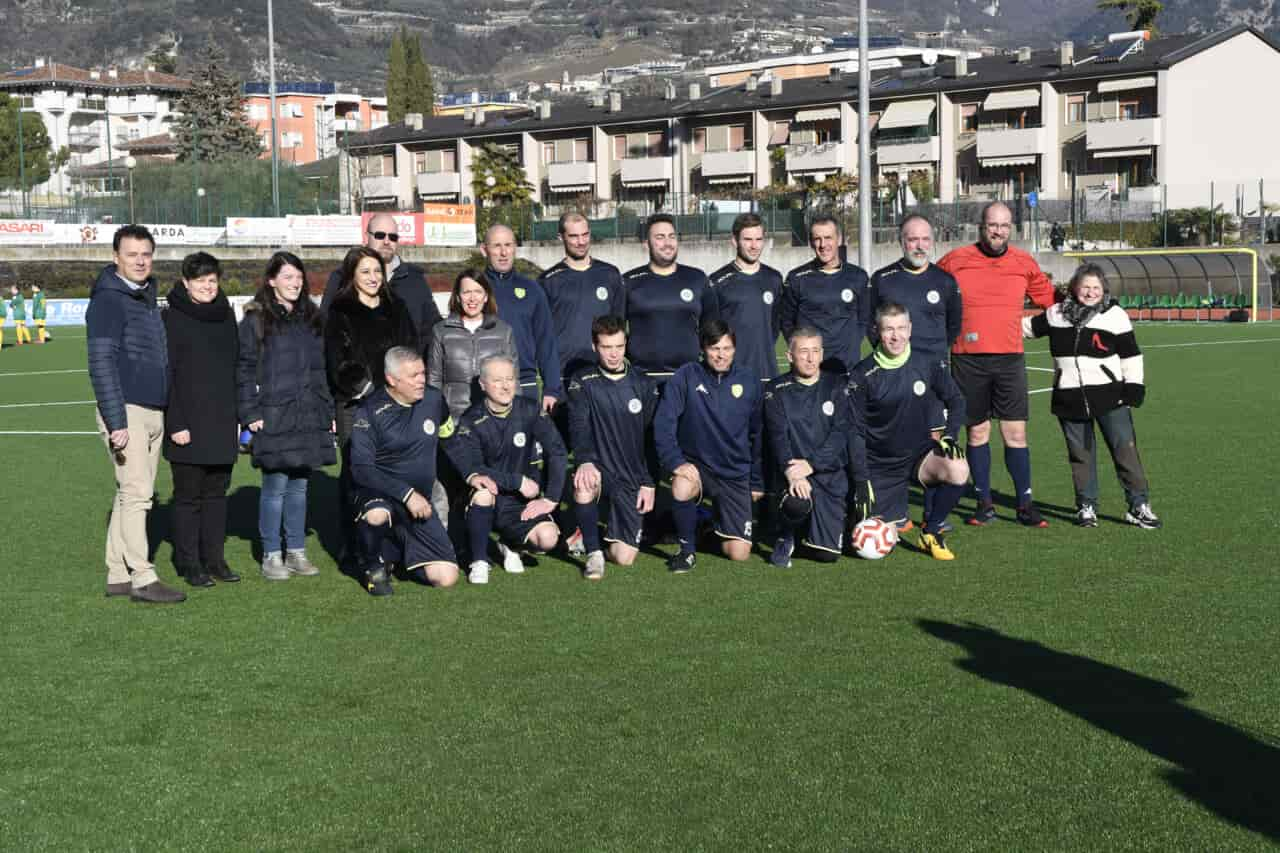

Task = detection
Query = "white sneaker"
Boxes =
[496,542,525,574]
[584,550,605,581]
[468,560,490,585]
[261,551,289,581]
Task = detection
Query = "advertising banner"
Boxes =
[360,212,420,245]
[225,217,291,245]
[0,220,58,245]
[287,215,362,246]
[421,204,477,247]
[59,223,225,245]
[40,298,91,326]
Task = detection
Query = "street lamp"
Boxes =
[197,187,206,227]
[125,155,137,224]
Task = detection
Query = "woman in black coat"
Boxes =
[163,252,240,588]
[324,246,418,564]
[237,251,336,581]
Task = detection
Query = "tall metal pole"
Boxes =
[268,0,281,217]
[857,0,871,269]
[16,102,27,217]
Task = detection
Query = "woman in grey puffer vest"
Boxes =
[427,269,518,419]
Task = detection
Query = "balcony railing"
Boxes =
[700,149,754,177]
[620,157,672,185]
[416,171,461,197]
[976,125,1047,159]
[785,141,845,173]
[361,175,400,199]
[876,136,940,166]
[1086,116,1161,150]
[547,161,597,190]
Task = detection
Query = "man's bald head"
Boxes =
[481,223,517,274]
[365,213,400,263]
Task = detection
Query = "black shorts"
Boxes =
[488,493,559,548]
[688,463,754,542]
[867,444,934,526]
[778,471,847,555]
[355,494,457,569]
[951,353,1029,425]
[596,471,646,549]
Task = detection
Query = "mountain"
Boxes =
[0,0,1273,94]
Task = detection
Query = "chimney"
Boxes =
[591,90,605,108]
[1059,41,1074,67]
[951,54,968,77]
[609,91,621,113]
[769,76,783,97]
[473,109,485,126]
[34,58,45,68]
[664,80,676,100]
[539,99,551,120]
[405,112,423,130]
[828,66,841,84]
[90,68,101,80]
[108,65,118,79]
[1016,46,1032,64]
[463,106,474,121]
[146,62,156,72]
[688,82,701,100]
[745,74,758,93]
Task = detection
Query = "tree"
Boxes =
[403,29,437,117]
[386,29,409,124]
[1096,0,1163,35]
[0,95,62,191]
[171,39,262,162]
[147,45,178,75]
[471,143,535,239]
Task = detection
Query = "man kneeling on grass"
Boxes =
[349,346,460,596]
[445,355,567,584]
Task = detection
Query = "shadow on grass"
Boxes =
[917,620,1280,842]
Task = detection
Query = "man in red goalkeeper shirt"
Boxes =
[937,202,1056,527]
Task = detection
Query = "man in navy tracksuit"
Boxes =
[567,315,660,580]
[481,224,562,412]
[349,347,459,596]
[445,354,567,584]
[623,213,718,386]
[779,214,871,373]
[87,224,185,604]
[654,319,764,572]
[709,212,783,382]
[763,328,851,567]
[847,302,970,560]
[867,214,963,529]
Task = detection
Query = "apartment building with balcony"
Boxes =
[0,59,189,196]
[340,26,1280,216]
[244,82,388,165]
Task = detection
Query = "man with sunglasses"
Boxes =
[322,213,443,354]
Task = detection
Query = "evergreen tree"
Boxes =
[404,31,437,117]
[0,95,65,190]
[386,29,409,124]
[471,143,533,205]
[1096,0,1163,35]
[171,39,262,162]
[146,45,178,75]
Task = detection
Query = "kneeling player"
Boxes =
[446,355,566,584]
[654,319,764,572]
[847,303,970,559]
[567,315,659,580]
[349,347,460,595]
[763,328,850,567]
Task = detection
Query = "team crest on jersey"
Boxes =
[841,289,853,302]
[763,291,774,305]
[731,383,743,398]
[534,441,543,456]
[423,419,436,435]
[927,290,940,304]
[680,288,694,302]
[513,431,527,447]
[822,400,835,416]
[514,287,526,299]
[596,286,609,301]
[743,520,753,537]
[628,398,643,414]
[913,380,927,396]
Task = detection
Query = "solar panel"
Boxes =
[1097,38,1144,63]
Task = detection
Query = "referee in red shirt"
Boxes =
[937,202,1056,527]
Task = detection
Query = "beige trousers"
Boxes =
[96,404,165,587]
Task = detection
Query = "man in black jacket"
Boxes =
[87,225,185,603]
[321,213,442,353]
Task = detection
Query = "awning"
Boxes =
[621,180,669,188]
[1092,147,1154,158]
[547,184,593,193]
[418,193,459,200]
[769,123,790,145]
[878,99,936,130]
[1097,76,1157,94]
[982,88,1040,111]
[980,155,1037,168]
[794,107,841,123]
[707,176,752,185]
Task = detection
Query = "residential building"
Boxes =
[244,82,387,166]
[705,46,981,88]
[339,26,1280,214]
[0,59,189,196]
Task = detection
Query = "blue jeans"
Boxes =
[260,468,311,554]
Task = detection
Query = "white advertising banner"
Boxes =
[287,215,362,246]
[225,217,291,245]
[0,220,58,245]
[58,223,225,245]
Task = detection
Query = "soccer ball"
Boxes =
[852,518,898,559]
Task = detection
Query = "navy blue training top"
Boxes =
[779,259,871,373]
[709,261,784,381]
[485,267,563,396]
[349,386,452,502]
[537,258,626,380]
[867,260,963,358]
[623,263,717,378]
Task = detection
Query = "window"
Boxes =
[82,96,106,111]
[646,131,664,157]
[1066,94,1086,124]
[248,104,267,120]
[17,95,35,109]
[960,104,978,133]
[693,128,706,154]
[1120,99,1139,120]
[958,166,970,195]
[696,125,746,154]
[613,135,626,160]
[279,103,302,119]
[363,153,395,177]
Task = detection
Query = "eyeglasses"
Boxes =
[367,231,400,242]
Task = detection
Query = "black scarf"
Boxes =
[167,280,233,324]
[1059,293,1113,328]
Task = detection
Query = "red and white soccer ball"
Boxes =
[852,518,898,559]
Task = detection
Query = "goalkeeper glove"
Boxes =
[853,480,875,521]
[936,435,965,460]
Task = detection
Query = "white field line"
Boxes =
[0,400,94,409]
[0,431,98,435]
[0,369,88,378]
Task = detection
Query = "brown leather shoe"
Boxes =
[105,582,132,598]
[130,581,187,604]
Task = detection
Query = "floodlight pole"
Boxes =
[857,0,871,270]
[16,102,27,217]
[268,0,281,217]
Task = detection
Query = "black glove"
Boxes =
[853,480,875,521]
[935,435,966,460]
[1122,383,1145,408]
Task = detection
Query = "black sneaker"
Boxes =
[365,566,394,597]
[666,551,696,574]
[1074,505,1099,528]
[1016,503,1049,528]
[967,501,997,526]
[207,562,242,583]
[1124,503,1162,530]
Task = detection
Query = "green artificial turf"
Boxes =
[2,323,1278,851]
